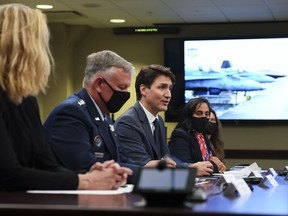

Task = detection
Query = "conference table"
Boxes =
[0,175,287,216]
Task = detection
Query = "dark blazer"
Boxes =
[114,101,170,166]
[44,88,136,172]
[0,91,78,191]
[169,128,219,173]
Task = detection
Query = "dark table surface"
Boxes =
[0,175,287,216]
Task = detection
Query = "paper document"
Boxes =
[27,184,134,195]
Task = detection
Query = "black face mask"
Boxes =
[191,116,209,133]
[99,78,130,113]
[205,122,217,135]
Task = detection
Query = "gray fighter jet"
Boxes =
[185,66,265,96]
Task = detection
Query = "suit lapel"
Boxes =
[105,116,120,161]
[135,102,161,159]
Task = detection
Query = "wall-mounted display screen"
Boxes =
[164,37,288,124]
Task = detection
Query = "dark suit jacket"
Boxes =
[169,128,219,173]
[114,101,170,166]
[44,88,137,172]
[0,91,78,190]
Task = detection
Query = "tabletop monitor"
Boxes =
[133,167,196,194]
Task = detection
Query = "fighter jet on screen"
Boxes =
[220,60,276,83]
[185,59,287,114]
[184,66,264,96]
[258,69,287,79]
[184,58,288,97]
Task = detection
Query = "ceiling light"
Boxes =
[36,5,53,9]
[110,19,125,23]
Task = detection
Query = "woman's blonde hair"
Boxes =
[0,4,54,104]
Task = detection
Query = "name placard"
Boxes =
[216,174,236,186]
[248,171,263,178]
[259,174,279,187]
[266,168,277,177]
[223,179,252,196]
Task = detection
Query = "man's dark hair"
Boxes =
[135,64,175,100]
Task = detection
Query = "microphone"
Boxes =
[157,159,167,170]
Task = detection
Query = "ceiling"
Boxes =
[1,0,288,28]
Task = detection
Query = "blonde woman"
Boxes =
[0,3,131,191]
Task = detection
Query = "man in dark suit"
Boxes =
[44,50,136,172]
[114,65,177,167]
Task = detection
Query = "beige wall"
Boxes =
[39,22,288,170]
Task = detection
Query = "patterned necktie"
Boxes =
[196,132,210,161]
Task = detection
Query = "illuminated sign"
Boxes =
[134,28,158,33]
[114,27,180,35]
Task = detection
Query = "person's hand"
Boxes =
[144,160,162,167]
[82,160,133,190]
[144,158,176,168]
[189,161,213,176]
[89,160,117,172]
[105,162,133,189]
[78,168,119,190]
[209,156,226,173]
[163,156,177,167]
